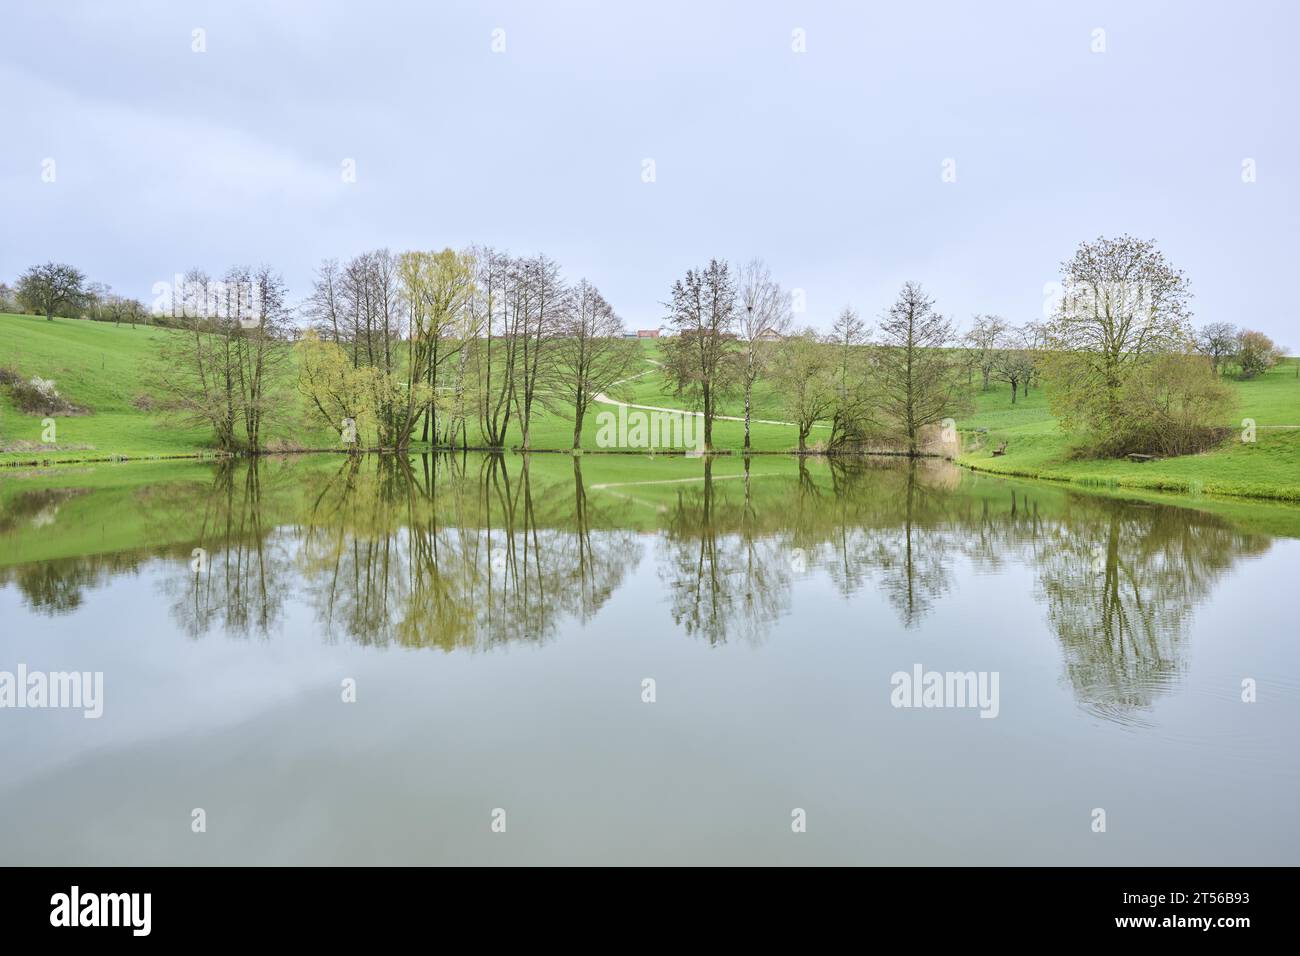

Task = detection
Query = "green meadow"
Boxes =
[2,311,1298,503]
[957,359,1300,501]
[0,313,797,461]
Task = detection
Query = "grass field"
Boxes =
[957,360,1300,501]
[2,311,1298,502]
[0,313,806,461]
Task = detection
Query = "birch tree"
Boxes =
[735,258,792,450]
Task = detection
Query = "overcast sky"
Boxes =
[2,0,1295,342]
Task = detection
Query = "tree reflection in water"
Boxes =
[0,453,1275,719]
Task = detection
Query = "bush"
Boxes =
[1236,329,1280,379]
[1113,353,1234,456]
[0,368,86,415]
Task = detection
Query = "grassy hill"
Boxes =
[2,312,1298,502]
[957,360,1300,501]
[0,313,797,462]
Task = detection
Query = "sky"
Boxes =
[1,0,1296,343]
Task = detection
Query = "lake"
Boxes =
[1,452,1297,865]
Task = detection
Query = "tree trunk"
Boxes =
[743,378,752,451]
[702,383,713,451]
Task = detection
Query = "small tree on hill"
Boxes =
[17,262,86,321]
[1196,322,1238,375]
[1236,329,1280,379]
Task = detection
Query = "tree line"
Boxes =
[295,247,640,453]
[4,234,1290,460]
[2,263,149,327]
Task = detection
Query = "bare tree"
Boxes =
[338,250,399,371]
[830,306,867,394]
[154,264,292,453]
[304,258,344,345]
[550,279,636,448]
[826,306,873,449]
[512,254,565,451]
[1197,321,1238,375]
[873,282,968,455]
[735,258,792,450]
[473,248,520,448]
[992,325,1036,404]
[964,314,1007,391]
[233,265,294,451]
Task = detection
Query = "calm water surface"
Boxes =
[1,453,1297,865]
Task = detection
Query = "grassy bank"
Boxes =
[956,361,1300,501]
[3,311,1298,503]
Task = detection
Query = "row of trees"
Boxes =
[7,235,1290,460]
[962,315,1043,402]
[662,261,972,455]
[2,262,149,327]
[720,236,1279,459]
[1196,322,1286,379]
[298,247,640,452]
[777,287,972,454]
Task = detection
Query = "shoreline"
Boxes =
[5,442,1299,506]
[956,454,1300,503]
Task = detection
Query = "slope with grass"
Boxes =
[0,314,800,463]
[956,360,1300,501]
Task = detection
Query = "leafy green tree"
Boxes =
[771,329,837,452]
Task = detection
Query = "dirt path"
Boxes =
[595,360,828,429]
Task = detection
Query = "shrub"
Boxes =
[0,367,86,415]
[1114,353,1234,456]
[1236,329,1280,379]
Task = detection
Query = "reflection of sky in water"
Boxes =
[1,458,1297,864]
